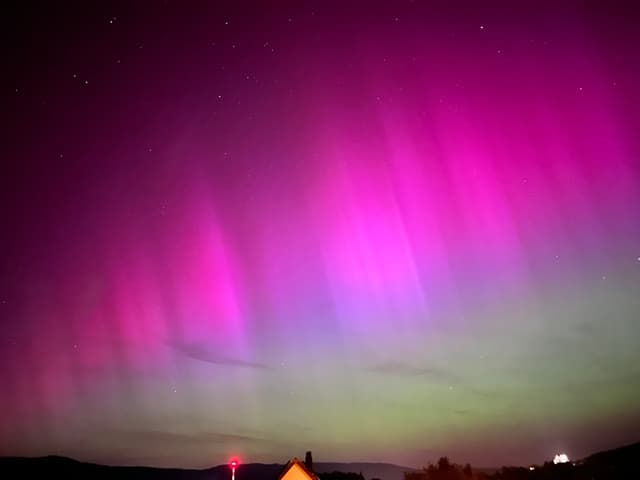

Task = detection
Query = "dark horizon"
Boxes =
[2,439,640,478]
[2,0,640,469]
[2,438,638,466]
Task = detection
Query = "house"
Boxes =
[278,451,365,480]
[278,453,319,480]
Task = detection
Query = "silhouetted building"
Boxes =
[279,457,320,480]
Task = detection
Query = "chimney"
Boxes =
[304,451,313,472]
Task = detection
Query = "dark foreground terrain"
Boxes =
[1,442,638,480]
[0,457,410,480]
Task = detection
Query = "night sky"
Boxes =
[2,0,640,470]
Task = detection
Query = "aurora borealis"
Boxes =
[2,0,640,469]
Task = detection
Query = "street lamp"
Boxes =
[230,459,239,480]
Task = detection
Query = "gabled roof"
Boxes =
[277,458,320,480]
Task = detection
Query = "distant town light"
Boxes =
[529,466,535,471]
[553,453,570,464]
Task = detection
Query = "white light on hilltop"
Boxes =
[553,453,570,464]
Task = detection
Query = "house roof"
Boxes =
[277,457,320,480]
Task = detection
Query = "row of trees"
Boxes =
[405,457,474,480]
[404,455,639,480]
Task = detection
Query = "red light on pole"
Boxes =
[230,459,239,480]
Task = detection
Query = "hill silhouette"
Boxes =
[0,457,412,480]
[577,441,640,477]
[1,443,638,480]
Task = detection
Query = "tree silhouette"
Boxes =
[438,457,452,471]
[406,457,476,480]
